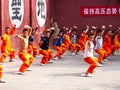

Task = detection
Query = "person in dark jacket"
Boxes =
[39,29,54,65]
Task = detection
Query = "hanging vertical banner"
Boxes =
[9,0,24,28]
[36,0,47,27]
[80,6,120,16]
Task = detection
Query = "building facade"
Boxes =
[0,0,120,53]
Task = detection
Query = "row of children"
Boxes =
[84,25,120,77]
[0,24,120,83]
[52,24,120,77]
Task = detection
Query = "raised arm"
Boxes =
[17,35,24,40]
[85,25,90,33]
[28,27,32,36]
[24,25,32,36]
[10,24,16,35]
[35,26,39,32]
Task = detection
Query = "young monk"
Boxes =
[39,29,54,65]
[69,29,81,55]
[17,26,34,75]
[0,65,6,83]
[0,25,16,63]
[28,26,39,57]
[84,34,98,77]
[63,28,71,49]
[102,30,113,56]
[79,26,89,51]
[57,26,67,50]
[54,31,66,60]
[95,29,109,67]
[112,27,120,51]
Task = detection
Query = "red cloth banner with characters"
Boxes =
[80,6,120,16]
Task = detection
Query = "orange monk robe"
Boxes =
[79,33,88,51]
[60,43,67,53]
[64,34,71,48]
[0,27,16,62]
[95,48,108,62]
[18,51,34,73]
[69,43,81,53]
[28,44,38,57]
[84,57,98,74]
[0,65,3,79]
[39,48,53,64]
[113,34,120,49]
[69,43,76,52]
[103,34,116,55]
[54,46,63,58]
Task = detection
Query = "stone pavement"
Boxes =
[0,50,120,90]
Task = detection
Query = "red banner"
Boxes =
[80,6,120,16]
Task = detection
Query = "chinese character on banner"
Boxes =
[106,8,111,15]
[100,8,105,15]
[36,0,47,27]
[95,8,100,15]
[80,6,120,16]
[83,8,89,15]
[119,8,120,14]
[89,8,95,15]
[9,0,24,28]
[112,8,117,15]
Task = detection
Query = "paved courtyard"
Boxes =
[0,50,120,90]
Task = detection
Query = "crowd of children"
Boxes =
[0,24,120,83]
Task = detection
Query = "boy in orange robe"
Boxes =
[0,25,16,63]
[84,34,98,77]
[103,30,113,56]
[54,31,66,60]
[0,65,6,83]
[17,26,34,75]
[113,28,120,50]
[95,29,109,66]
[69,29,81,55]
[28,26,39,57]
[63,28,71,49]
[79,26,89,51]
